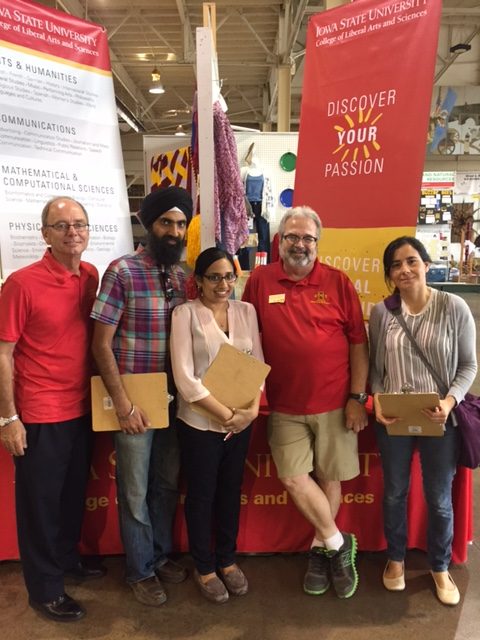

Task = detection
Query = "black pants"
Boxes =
[14,415,93,602]
[177,420,251,575]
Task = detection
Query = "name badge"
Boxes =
[269,293,285,304]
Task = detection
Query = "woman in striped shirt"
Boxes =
[369,236,477,607]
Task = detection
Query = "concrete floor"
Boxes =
[1,293,479,640]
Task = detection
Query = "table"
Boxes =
[0,415,472,563]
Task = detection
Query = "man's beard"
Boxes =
[280,247,315,268]
[146,232,184,267]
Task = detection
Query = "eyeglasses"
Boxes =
[203,273,237,283]
[160,270,175,301]
[282,234,317,246]
[44,222,90,233]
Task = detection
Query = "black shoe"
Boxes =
[304,547,330,595]
[29,593,85,622]
[326,532,359,599]
[65,561,107,581]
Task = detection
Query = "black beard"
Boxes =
[146,232,184,267]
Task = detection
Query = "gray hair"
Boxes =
[41,196,89,227]
[278,205,322,238]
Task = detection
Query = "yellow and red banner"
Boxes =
[295,0,442,314]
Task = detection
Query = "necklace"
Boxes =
[213,309,229,332]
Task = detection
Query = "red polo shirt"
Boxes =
[0,250,98,423]
[242,259,366,414]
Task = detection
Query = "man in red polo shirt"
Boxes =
[243,205,368,599]
[0,197,103,623]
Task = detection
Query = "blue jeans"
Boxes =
[114,425,180,583]
[374,421,458,572]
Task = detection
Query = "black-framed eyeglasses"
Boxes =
[282,234,317,246]
[160,269,175,301]
[203,273,237,283]
[44,222,90,233]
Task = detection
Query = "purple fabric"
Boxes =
[213,102,248,254]
[455,392,480,469]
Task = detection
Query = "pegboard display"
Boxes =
[143,132,299,239]
[235,132,298,237]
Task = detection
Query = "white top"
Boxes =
[170,298,264,432]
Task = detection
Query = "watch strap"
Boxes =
[0,414,19,428]
[348,393,368,404]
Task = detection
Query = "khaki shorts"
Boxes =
[268,409,360,481]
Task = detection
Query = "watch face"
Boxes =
[350,393,368,404]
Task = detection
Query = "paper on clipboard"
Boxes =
[91,372,169,431]
[378,392,443,437]
[191,343,270,419]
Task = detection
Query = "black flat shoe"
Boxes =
[29,593,85,622]
[65,561,107,580]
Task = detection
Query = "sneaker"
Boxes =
[326,532,358,599]
[130,576,167,606]
[220,565,249,596]
[155,558,188,584]
[193,570,229,604]
[303,547,330,595]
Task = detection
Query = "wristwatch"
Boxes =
[0,414,19,428]
[348,393,368,405]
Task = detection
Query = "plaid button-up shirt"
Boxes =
[91,248,186,374]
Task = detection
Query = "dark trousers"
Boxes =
[14,415,93,602]
[177,420,251,575]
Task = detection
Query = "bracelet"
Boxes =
[117,404,135,420]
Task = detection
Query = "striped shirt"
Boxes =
[91,248,186,374]
[384,288,450,395]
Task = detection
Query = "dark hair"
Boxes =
[194,247,235,278]
[383,236,431,288]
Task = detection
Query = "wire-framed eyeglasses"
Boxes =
[44,222,90,233]
[282,234,317,246]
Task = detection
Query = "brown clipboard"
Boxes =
[191,343,270,419]
[378,392,444,437]
[91,372,169,431]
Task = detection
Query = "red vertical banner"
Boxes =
[295,0,442,316]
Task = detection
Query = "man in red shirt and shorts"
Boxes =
[243,205,368,599]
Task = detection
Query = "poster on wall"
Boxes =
[427,86,480,155]
[0,0,133,279]
[295,0,442,317]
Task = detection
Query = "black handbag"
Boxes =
[384,294,480,469]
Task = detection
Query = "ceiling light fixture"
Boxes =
[175,125,187,136]
[449,43,471,54]
[149,67,165,94]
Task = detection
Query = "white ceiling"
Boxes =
[36,0,480,136]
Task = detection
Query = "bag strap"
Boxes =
[383,296,449,397]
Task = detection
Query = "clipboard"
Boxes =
[191,343,270,420]
[91,372,169,431]
[377,392,444,437]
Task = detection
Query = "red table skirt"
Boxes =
[0,415,472,563]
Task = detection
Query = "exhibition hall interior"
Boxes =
[0,1,479,639]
